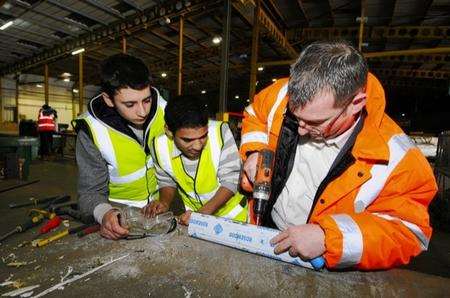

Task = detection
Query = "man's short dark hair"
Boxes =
[288,40,368,109]
[165,95,208,134]
[100,54,151,99]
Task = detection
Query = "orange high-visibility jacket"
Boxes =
[37,110,56,132]
[240,73,437,270]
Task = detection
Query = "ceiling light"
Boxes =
[234,95,239,99]
[201,90,206,94]
[73,89,79,93]
[71,48,85,55]
[212,36,222,44]
[36,84,43,88]
[257,66,264,72]
[0,20,14,30]
[63,78,70,82]
[161,72,167,78]
[61,72,72,77]
[246,99,250,103]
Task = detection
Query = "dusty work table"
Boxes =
[0,224,448,297]
[0,161,449,297]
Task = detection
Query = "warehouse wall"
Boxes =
[0,75,99,126]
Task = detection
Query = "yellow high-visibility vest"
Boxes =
[153,120,247,222]
[73,94,166,207]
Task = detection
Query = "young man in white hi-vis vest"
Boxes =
[144,95,247,225]
[73,54,166,240]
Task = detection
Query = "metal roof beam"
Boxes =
[372,68,450,80]
[289,26,450,41]
[296,0,310,25]
[233,1,298,58]
[46,0,108,26]
[0,9,77,37]
[83,0,125,19]
[10,0,92,32]
[1,0,221,75]
[122,0,143,12]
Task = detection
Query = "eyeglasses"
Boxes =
[292,99,353,140]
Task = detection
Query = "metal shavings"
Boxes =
[60,266,73,283]
[6,262,27,268]
[182,285,192,298]
[19,291,33,297]
[1,285,40,297]
[2,253,16,263]
[32,254,129,298]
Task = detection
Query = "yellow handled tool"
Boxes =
[32,223,97,247]
[33,229,69,247]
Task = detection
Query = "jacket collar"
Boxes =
[87,87,159,142]
[351,73,390,162]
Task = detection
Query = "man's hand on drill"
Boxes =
[100,209,129,240]
[243,152,259,183]
[271,224,325,260]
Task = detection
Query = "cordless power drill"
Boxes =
[242,149,275,226]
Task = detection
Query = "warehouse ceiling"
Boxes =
[0,0,450,108]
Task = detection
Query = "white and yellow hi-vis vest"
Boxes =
[153,120,247,222]
[73,94,166,208]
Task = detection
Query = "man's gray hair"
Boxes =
[288,40,368,109]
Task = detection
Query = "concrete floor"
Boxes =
[0,160,449,297]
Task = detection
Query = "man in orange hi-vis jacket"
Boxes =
[240,41,437,270]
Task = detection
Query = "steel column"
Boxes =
[72,91,76,120]
[15,74,19,123]
[122,36,127,54]
[249,0,260,102]
[79,53,84,113]
[0,76,2,123]
[44,64,49,106]
[358,0,367,51]
[219,0,231,114]
[178,16,184,96]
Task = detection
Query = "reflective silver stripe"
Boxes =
[38,123,55,127]
[245,104,256,117]
[267,83,288,135]
[354,134,415,213]
[223,203,244,219]
[85,115,118,177]
[331,214,363,268]
[241,131,268,145]
[39,116,53,120]
[109,198,149,208]
[155,136,174,177]
[109,166,146,184]
[187,187,219,202]
[147,88,167,129]
[208,121,221,172]
[373,213,429,250]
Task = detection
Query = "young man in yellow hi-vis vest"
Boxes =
[144,95,247,225]
[73,54,166,239]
